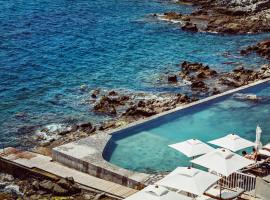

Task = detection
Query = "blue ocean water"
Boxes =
[105,84,270,173]
[0,0,270,146]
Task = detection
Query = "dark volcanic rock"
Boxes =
[182,22,198,32]
[241,39,270,60]
[123,105,157,118]
[181,61,217,78]
[108,90,118,96]
[93,96,117,115]
[78,122,96,133]
[191,80,209,91]
[168,75,178,83]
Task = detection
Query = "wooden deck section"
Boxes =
[0,147,137,198]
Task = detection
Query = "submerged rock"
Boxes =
[80,84,89,92]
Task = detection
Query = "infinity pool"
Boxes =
[103,82,270,173]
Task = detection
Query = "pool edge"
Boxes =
[52,78,270,188]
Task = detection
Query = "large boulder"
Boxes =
[182,22,198,32]
[57,178,70,190]
[93,96,117,115]
[39,180,54,192]
[78,122,96,133]
[52,184,69,196]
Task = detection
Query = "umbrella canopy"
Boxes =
[255,126,262,149]
[156,167,221,196]
[169,139,214,158]
[208,134,254,152]
[124,185,192,200]
[191,148,254,177]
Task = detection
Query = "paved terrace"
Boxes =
[0,147,137,198]
[53,78,270,189]
[53,132,151,188]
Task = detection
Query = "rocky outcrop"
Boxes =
[241,39,270,60]
[36,177,81,196]
[169,61,270,96]
[181,61,217,79]
[155,0,270,34]
[218,65,270,87]
[93,94,130,115]
[93,96,117,115]
[0,173,116,199]
[178,61,218,93]
[122,94,193,121]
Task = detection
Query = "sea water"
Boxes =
[0,0,270,146]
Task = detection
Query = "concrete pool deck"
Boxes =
[52,78,270,188]
[0,147,137,198]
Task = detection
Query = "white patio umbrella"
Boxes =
[208,133,255,152]
[255,125,262,150]
[156,167,221,196]
[124,185,192,200]
[191,148,254,177]
[169,139,214,158]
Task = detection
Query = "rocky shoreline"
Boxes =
[0,173,116,200]
[29,61,270,155]
[154,0,270,34]
[174,61,270,93]
[3,0,270,199]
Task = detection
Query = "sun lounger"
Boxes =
[204,186,244,200]
[259,149,270,157]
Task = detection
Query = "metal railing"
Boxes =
[219,171,256,192]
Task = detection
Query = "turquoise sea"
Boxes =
[0,0,270,147]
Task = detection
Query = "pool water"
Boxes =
[104,82,270,173]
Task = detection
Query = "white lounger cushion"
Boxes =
[259,149,270,156]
